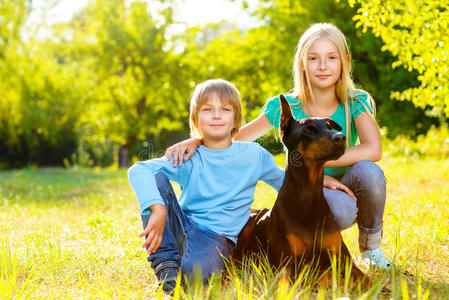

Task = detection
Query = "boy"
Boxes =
[128,79,285,292]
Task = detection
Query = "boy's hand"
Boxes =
[139,204,167,254]
[323,175,357,201]
[164,138,202,167]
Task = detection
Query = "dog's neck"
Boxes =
[275,155,330,225]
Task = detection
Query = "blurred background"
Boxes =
[1,0,448,169]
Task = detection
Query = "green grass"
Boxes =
[1,154,449,299]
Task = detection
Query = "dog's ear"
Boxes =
[279,94,293,139]
[325,118,342,131]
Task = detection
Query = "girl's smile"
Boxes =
[307,37,342,90]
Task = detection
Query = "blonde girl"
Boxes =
[166,23,392,270]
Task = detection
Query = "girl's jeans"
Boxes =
[141,172,235,283]
[324,160,387,249]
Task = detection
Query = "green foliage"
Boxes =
[348,0,449,117]
[0,0,445,167]
[60,0,191,161]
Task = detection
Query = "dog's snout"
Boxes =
[331,133,345,143]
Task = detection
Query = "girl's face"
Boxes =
[306,38,342,90]
[197,93,235,142]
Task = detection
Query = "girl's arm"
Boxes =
[324,112,382,168]
[165,113,273,166]
[234,113,273,141]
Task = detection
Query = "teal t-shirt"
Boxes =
[263,92,372,177]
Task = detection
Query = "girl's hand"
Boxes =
[323,175,356,201]
[139,204,167,254]
[164,138,202,167]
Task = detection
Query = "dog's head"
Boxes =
[279,94,346,163]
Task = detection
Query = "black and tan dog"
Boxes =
[233,94,368,286]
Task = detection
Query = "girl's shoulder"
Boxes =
[264,93,303,128]
[348,89,375,117]
[350,89,369,102]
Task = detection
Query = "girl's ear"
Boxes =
[279,94,293,139]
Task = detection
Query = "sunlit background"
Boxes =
[1,1,449,298]
[1,0,447,168]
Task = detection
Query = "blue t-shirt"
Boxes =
[128,142,285,243]
[263,92,372,177]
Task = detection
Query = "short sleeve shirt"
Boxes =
[263,92,372,177]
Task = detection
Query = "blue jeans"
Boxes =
[324,160,386,249]
[141,173,235,283]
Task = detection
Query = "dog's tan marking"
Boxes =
[321,232,342,253]
[303,137,329,161]
[287,233,312,255]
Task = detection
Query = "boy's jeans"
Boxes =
[324,160,387,249]
[141,172,235,283]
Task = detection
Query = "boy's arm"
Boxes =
[128,157,192,254]
[259,147,285,191]
[139,203,167,254]
[127,157,192,214]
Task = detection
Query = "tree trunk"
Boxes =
[118,143,129,168]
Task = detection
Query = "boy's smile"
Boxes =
[198,93,235,149]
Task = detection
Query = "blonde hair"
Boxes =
[292,23,376,147]
[189,79,242,138]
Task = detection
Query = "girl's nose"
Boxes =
[319,60,326,70]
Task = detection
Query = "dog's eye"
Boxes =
[305,126,317,134]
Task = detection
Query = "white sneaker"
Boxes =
[358,248,392,271]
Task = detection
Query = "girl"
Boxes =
[165,23,392,270]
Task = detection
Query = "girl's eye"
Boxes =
[223,108,231,111]
[308,57,316,61]
[330,56,338,59]
[202,108,211,111]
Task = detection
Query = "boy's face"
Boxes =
[197,93,235,143]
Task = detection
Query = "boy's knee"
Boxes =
[155,172,175,199]
[155,172,170,188]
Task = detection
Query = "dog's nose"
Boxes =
[331,133,345,143]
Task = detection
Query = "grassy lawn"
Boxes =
[1,155,448,298]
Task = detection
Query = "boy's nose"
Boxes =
[211,109,221,119]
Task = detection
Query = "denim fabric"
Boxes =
[324,160,386,249]
[141,172,235,283]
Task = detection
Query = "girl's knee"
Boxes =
[324,189,358,230]
[333,202,358,230]
[351,160,386,187]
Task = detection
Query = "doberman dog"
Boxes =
[233,94,368,286]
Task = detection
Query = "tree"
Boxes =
[59,0,192,166]
[348,0,449,117]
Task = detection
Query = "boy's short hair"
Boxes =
[189,79,242,138]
